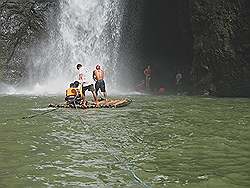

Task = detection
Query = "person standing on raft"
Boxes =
[76,64,98,108]
[93,64,107,101]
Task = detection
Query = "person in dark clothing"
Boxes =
[176,71,183,95]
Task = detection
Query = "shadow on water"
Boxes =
[0,95,250,187]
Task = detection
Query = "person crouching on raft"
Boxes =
[76,64,98,108]
[65,82,81,108]
[93,64,107,101]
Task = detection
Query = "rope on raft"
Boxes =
[21,108,59,120]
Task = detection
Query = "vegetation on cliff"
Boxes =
[190,0,250,96]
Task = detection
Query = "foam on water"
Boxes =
[0,82,17,95]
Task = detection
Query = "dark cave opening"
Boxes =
[140,0,193,91]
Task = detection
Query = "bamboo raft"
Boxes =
[48,98,132,109]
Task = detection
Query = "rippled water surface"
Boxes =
[0,95,250,187]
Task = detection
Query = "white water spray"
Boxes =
[23,0,123,95]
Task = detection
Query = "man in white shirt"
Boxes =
[76,64,98,107]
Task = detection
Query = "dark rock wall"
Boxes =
[0,0,59,84]
[1,0,250,96]
[118,0,145,89]
[190,0,250,96]
[112,0,250,96]
[120,0,193,90]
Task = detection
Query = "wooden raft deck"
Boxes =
[48,98,132,109]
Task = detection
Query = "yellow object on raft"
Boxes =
[66,88,78,97]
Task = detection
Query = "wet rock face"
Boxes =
[120,0,193,90]
[190,0,250,96]
[0,0,59,83]
[1,0,250,96]
[123,0,250,96]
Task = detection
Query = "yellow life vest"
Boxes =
[66,88,77,97]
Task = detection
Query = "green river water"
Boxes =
[0,95,249,188]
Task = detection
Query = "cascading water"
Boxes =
[24,0,123,95]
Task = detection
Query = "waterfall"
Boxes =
[25,0,123,95]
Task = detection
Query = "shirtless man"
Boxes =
[144,65,152,90]
[76,64,98,107]
[93,65,107,100]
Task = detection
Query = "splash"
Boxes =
[24,0,123,95]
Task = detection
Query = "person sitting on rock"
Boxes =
[158,86,166,95]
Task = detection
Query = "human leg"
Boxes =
[88,84,98,104]
[145,76,149,89]
[95,81,99,96]
[81,86,87,108]
[91,91,98,104]
[100,80,107,101]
